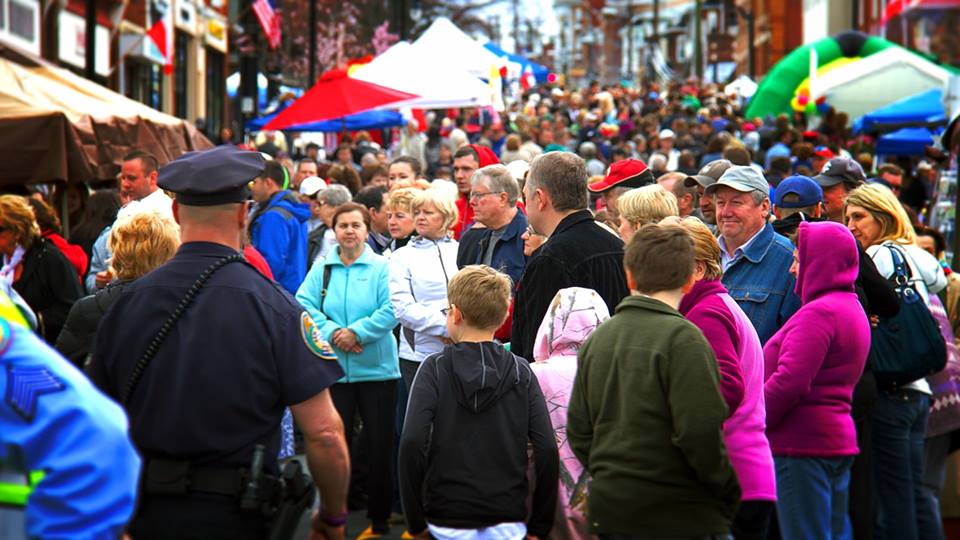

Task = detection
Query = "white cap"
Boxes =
[299,176,327,197]
[659,128,675,139]
[505,160,531,183]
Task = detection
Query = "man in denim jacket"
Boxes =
[707,166,800,344]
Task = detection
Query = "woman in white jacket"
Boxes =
[845,184,947,540]
[389,188,460,390]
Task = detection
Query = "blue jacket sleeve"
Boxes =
[295,260,341,342]
[84,228,111,294]
[1,324,141,540]
[347,262,397,344]
[253,212,292,280]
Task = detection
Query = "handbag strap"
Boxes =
[885,244,914,287]
[319,263,332,314]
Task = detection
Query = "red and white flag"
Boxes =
[253,0,282,50]
[520,64,536,91]
[146,0,173,74]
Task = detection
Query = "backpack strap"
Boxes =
[319,263,332,314]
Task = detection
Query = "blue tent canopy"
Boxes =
[875,127,935,156]
[483,42,550,83]
[853,88,947,134]
[245,102,406,133]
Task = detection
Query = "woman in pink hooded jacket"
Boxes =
[531,287,610,540]
[671,216,776,540]
[763,220,870,540]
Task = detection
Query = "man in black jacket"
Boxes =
[510,152,629,360]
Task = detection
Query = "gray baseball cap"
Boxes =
[814,157,866,187]
[705,165,770,196]
[684,159,733,188]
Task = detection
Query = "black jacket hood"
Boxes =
[447,342,525,413]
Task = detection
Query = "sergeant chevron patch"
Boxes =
[4,364,65,422]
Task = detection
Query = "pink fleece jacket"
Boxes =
[680,279,777,501]
[763,221,870,457]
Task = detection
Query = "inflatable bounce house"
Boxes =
[744,31,958,122]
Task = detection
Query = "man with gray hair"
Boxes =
[306,184,352,267]
[457,164,529,286]
[657,171,699,218]
[510,152,629,360]
[707,166,799,344]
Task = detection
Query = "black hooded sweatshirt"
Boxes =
[399,341,559,537]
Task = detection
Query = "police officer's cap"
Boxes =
[158,145,265,206]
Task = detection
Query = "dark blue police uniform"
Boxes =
[86,145,344,539]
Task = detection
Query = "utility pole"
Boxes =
[653,0,659,44]
[512,0,520,52]
[694,0,703,81]
[84,0,96,80]
[240,0,259,122]
[309,0,317,86]
[626,0,633,82]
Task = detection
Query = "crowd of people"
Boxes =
[1,79,959,540]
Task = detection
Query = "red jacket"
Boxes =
[42,231,88,279]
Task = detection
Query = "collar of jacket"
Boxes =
[616,294,684,318]
[737,222,778,265]
[325,244,375,267]
[551,209,595,237]
[410,235,455,248]
[480,208,527,242]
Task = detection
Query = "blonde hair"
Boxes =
[448,265,512,329]
[387,187,421,214]
[844,184,916,245]
[412,188,459,235]
[108,211,181,280]
[390,178,431,192]
[618,185,679,228]
[662,216,722,280]
[0,195,40,249]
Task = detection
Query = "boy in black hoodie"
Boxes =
[399,265,559,540]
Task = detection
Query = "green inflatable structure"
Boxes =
[744,32,905,120]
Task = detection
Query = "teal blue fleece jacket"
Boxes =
[296,245,399,383]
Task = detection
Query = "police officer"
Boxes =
[0,289,140,540]
[87,145,351,539]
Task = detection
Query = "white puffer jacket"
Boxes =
[389,235,460,362]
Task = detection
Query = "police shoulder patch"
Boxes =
[300,312,337,360]
[5,364,65,422]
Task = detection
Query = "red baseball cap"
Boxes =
[813,146,835,159]
[587,159,655,193]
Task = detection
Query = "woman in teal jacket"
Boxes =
[296,202,399,538]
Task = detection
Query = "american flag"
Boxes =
[252,0,282,50]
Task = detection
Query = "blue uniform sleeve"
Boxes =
[0,322,140,540]
[84,228,111,294]
[272,299,344,406]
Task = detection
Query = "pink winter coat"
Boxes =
[680,278,776,501]
[763,221,870,457]
[531,287,610,540]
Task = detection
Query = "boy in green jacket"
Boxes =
[567,223,741,538]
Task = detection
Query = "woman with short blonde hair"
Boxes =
[56,211,180,366]
[389,187,460,390]
[108,211,181,280]
[617,185,679,242]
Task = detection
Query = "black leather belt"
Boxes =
[143,459,279,499]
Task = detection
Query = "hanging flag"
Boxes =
[520,64,536,91]
[253,0,282,50]
[488,64,505,112]
[146,0,173,74]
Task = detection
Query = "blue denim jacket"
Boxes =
[721,223,801,344]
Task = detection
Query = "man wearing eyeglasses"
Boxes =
[456,165,529,287]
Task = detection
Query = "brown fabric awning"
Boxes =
[0,44,212,186]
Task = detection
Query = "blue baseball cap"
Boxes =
[774,175,823,208]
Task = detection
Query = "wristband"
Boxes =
[318,509,348,528]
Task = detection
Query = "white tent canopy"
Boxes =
[351,41,493,109]
[409,17,503,79]
[811,47,952,120]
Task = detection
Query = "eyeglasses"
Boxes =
[469,191,500,201]
[441,306,452,316]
